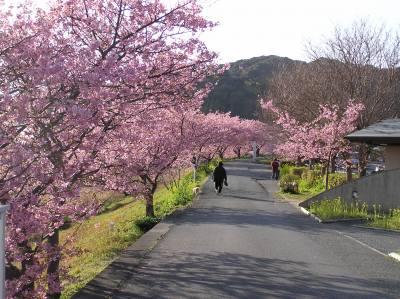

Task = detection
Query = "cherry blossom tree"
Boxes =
[96,106,198,217]
[262,99,364,189]
[0,0,220,297]
[231,120,273,158]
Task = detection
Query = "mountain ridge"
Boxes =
[202,55,304,119]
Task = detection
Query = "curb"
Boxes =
[353,225,400,234]
[389,252,400,262]
[72,181,207,299]
[299,207,367,224]
[299,206,323,222]
[319,218,368,224]
[300,207,310,216]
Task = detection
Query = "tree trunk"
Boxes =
[47,229,61,299]
[145,194,154,217]
[341,152,353,182]
[235,147,241,158]
[325,158,331,191]
[10,241,35,297]
[346,165,353,182]
[358,143,369,177]
[330,155,336,173]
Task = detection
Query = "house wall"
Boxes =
[384,146,400,170]
[299,168,400,212]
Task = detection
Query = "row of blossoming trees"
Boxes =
[261,99,364,189]
[0,1,269,298]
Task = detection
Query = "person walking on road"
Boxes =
[271,158,280,180]
[213,161,228,194]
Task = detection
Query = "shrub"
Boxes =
[173,176,195,206]
[197,159,219,175]
[313,164,322,172]
[135,216,161,232]
[301,169,319,184]
[308,178,325,193]
[290,166,308,177]
[327,172,347,189]
[279,173,300,193]
[298,179,310,193]
[279,164,292,177]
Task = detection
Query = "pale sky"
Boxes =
[199,0,400,63]
[5,0,400,63]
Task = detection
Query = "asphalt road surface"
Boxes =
[114,160,400,299]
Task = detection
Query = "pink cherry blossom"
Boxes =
[261,99,364,188]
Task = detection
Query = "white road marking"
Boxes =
[334,230,387,257]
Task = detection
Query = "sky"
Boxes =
[198,0,400,63]
[5,0,400,63]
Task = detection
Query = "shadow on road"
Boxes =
[114,251,395,298]
[166,205,327,235]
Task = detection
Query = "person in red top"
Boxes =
[271,158,280,180]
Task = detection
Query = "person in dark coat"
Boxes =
[213,161,227,194]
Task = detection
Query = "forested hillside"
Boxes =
[202,55,303,119]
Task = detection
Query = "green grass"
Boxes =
[309,197,368,221]
[60,197,144,298]
[277,165,355,203]
[304,198,400,228]
[60,161,216,299]
[368,208,400,230]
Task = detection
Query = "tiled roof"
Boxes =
[345,119,400,145]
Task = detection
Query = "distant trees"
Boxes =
[202,56,296,119]
[307,20,400,126]
[267,20,400,175]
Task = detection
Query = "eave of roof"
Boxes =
[345,119,400,145]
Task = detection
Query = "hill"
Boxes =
[202,55,304,119]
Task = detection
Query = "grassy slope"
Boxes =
[60,168,212,299]
[60,197,145,298]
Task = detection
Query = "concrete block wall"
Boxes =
[299,168,400,212]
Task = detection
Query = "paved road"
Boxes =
[114,160,400,299]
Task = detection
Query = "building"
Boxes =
[299,119,400,212]
[345,118,400,170]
